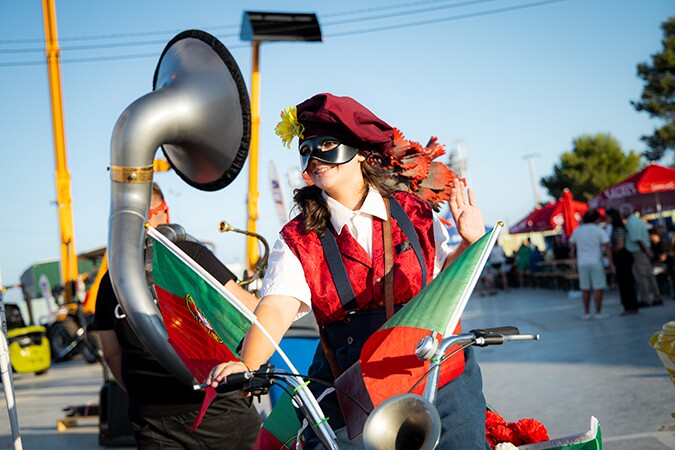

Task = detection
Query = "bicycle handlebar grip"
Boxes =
[226,371,252,385]
[471,326,520,337]
[214,372,252,393]
[480,335,506,346]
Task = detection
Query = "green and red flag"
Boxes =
[147,225,297,430]
[253,391,301,450]
[336,223,502,437]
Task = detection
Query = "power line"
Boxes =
[0,0,567,68]
[0,0,498,53]
[326,0,565,37]
[0,23,240,45]
[0,0,481,46]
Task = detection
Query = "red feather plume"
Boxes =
[383,128,460,211]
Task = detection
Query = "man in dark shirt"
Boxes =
[95,183,261,449]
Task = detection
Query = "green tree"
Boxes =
[540,133,641,201]
[632,16,675,161]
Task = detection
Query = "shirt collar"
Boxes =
[323,187,388,235]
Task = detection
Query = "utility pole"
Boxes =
[451,139,469,182]
[523,153,541,207]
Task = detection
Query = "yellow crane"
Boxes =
[41,0,172,305]
[42,0,77,304]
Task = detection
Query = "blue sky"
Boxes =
[0,0,672,285]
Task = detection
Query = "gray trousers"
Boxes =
[632,251,660,302]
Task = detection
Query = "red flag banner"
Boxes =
[336,224,501,438]
[147,225,298,431]
[360,225,501,406]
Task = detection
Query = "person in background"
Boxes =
[606,209,639,315]
[650,227,671,298]
[488,242,509,293]
[516,238,533,288]
[621,203,662,307]
[552,235,571,260]
[569,209,613,320]
[207,93,490,449]
[669,225,675,297]
[476,265,496,297]
[529,246,545,275]
[96,183,262,450]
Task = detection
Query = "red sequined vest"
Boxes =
[281,191,439,326]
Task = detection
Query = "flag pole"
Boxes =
[443,222,503,336]
[145,225,299,374]
[0,270,24,450]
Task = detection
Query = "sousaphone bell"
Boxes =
[108,30,250,384]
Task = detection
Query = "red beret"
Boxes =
[296,93,394,155]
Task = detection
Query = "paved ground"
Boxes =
[465,287,675,450]
[1,286,675,449]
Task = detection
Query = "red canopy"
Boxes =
[510,194,589,235]
[589,163,675,214]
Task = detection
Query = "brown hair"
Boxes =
[292,155,395,237]
[152,182,165,201]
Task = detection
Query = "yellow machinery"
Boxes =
[5,303,50,375]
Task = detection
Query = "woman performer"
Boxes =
[208,93,489,449]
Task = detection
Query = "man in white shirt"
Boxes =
[570,209,613,320]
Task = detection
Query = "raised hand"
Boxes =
[449,178,485,245]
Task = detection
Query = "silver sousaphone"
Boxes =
[108,30,250,384]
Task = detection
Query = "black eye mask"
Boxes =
[298,136,359,172]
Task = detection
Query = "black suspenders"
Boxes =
[319,196,428,312]
[389,198,427,288]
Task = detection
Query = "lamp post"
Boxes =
[523,153,541,207]
[240,11,322,273]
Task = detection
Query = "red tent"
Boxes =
[589,163,675,214]
[510,194,588,235]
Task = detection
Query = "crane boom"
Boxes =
[42,0,77,303]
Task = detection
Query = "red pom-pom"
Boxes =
[485,410,549,449]
[486,409,506,428]
[511,418,549,444]
[491,424,520,446]
[486,435,497,450]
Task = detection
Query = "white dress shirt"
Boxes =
[260,188,453,319]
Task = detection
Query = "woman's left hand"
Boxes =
[206,360,249,388]
[449,178,485,245]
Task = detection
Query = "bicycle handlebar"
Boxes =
[195,326,538,450]
[416,327,539,404]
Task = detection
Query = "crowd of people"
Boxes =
[478,205,674,322]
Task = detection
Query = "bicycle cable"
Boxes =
[250,369,372,415]
[407,342,474,394]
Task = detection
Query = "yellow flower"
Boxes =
[274,106,304,148]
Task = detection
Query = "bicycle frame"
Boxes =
[211,327,538,450]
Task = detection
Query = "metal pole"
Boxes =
[246,41,261,273]
[523,153,541,207]
[42,0,78,303]
[0,271,24,450]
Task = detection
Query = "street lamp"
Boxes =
[523,153,542,207]
[240,11,322,273]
